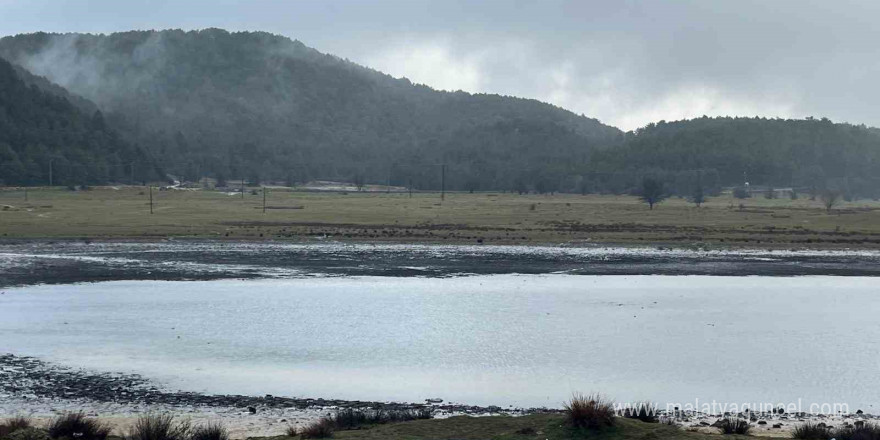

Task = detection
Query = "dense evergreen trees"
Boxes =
[0,57,162,186]
[0,29,879,197]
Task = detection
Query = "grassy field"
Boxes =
[2,186,880,248]
[267,415,752,440]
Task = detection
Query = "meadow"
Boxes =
[2,186,880,248]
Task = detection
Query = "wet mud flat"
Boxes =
[2,239,880,289]
[0,354,527,416]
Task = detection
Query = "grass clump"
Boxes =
[284,425,298,437]
[47,412,110,440]
[831,423,880,440]
[792,422,831,439]
[0,416,32,437]
[622,401,658,423]
[126,414,191,440]
[190,423,228,440]
[299,419,334,439]
[563,393,615,430]
[718,417,750,435]
[325,408,432,431]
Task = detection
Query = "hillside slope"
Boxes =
[0,57,163,186]
[0,29,622,190]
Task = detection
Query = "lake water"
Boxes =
[2,275,878,412]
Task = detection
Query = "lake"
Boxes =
[2,274,878,412]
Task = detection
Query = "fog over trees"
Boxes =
[1,28,879,199]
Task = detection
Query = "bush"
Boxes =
[563,393,615,430]
[733,187,750,199]
[792,422,830,439]
[622,401,658,423]
[327,408,432,430]
[831,423,880,440]
[299,419,333,439]
[47,413,110,440]
[126,414,191,440]
[718,418,750,435]
[5,427,49,440]
[190,423,228,440]
[284,425,298,437]
[0,416,32,437]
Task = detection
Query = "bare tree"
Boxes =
[820,189,841,213]
[639,177,667,210]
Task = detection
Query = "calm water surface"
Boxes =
[2,275,878,410]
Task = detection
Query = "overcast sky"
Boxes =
[1,0,877,130]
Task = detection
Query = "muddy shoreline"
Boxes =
[3,239,880,289]
[0,354,517,416]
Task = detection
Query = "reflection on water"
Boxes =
[1,275,878,410]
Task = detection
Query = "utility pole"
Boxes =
[408,178,413,198]
[48,159,53,187]
[149,186,154,214]
[241,176,245,199]
[441,164,446,201]
[262,187,267,213]
[130,161,135,186]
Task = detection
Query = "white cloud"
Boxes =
[366,39,484,92]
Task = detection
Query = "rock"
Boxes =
[758,421,767,425]
[772,424,783,429]
[248,406,257,414]
[425,398,443,404]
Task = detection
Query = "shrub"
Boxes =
[327,408,432,430]
[299,419,333,439]
[792,422,830,439]
[126,414,191,440]
[622,401,658,423]
[563,393,615,430]
[190,423,228,440]
[718,417,750,435]
[733,187,750,199]
[0,416,32,437]
[47,413,110,440]
[5,427,50,440]
[831,423,880,440]
[284,425,298,437]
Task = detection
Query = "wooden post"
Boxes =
[408,178,413,198]
[241,177,245,199]
[48,159,53,187]
[441,164,446,201]
[262,187,267,213]
[149,185,153,214]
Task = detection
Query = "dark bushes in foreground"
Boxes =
[47,413,110,440]
[298,419,334,439]
[793,422,880,440]
[295,407,433,438]
[190,423,228,440]
[0,417,32,437]
[126,414,191,440]
[564,393,615,430]
[329,408,432,430]
[622,401,658,423]
[719,417,750,435]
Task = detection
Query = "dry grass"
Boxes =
[47,412,111,440]
[2,187,880,248]
[0,416,32,438]
[563,393,615,430]
[125,414,191,440]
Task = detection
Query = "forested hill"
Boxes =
[584,117,880,198]
[0,57,163,186]
[0,29,622,190]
